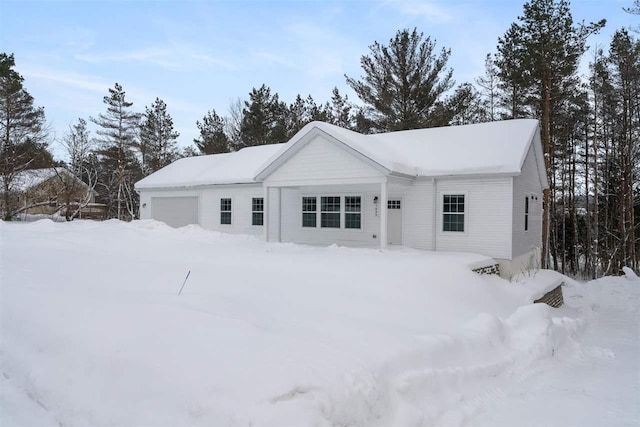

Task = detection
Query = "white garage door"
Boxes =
[151,196,199,228]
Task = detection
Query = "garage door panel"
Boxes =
[152,196,198,228]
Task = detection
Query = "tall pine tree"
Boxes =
[194,109,230,155]
[140,97,179,173]
[496,0,605,268]
[91,83,141,220]
[0,53,48,220]
[346,28,454,132]
[239,84,288,147]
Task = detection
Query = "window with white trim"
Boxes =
[443,194,464,232]
[252,197,263,226]
[321,196,341,228]
[220,198,231,225]
[302,197,316,228]
[388,200,401,209]
[345,196,361,229]
[524,196,529,231]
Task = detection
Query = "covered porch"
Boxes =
[263,178,411,249]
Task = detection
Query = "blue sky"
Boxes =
[1,0,634,160]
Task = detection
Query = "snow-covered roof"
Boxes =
[136,119,541,190]
[9,168,72,192]
[134,144,285,190]
[258,119,541,179]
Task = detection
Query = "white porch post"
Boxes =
[380,180,388,250]
[263,185,270,242]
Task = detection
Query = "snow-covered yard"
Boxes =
[1,220,638,426]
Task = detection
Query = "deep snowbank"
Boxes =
[1,220,636,426]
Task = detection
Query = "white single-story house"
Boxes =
[135,119,548,277]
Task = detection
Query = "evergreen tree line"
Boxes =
[1,0,637,277]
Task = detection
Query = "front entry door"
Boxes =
[387,199,402,245]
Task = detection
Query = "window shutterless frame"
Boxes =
[302,196,317,227]
[320,196,341,228]
[252,197,264,226]
[344,196,361,229]
[442,194,465,232]
[220,198,232,225]
[300,195,363,230]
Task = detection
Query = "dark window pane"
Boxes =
[321,196,340,212]
[252,198,264,212]
[252,212,263,226]
[525,197,529,231]
[443,213,464,232]
[345,196,361,212]
[321,212,340,228]
[345,213,361,229]
[221,211,231,225]
[220,198,231,211]
[387,200,401,209]
[302,197,316,212]
[302,213,316,227]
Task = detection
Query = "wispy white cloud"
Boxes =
[74,44,236,72]
[189,53,236,70]
[75,47,180,70]
[21,66,111,94]
[253,51,301,70]
[382,0,452,23]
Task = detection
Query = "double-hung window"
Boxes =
[344,196,361,229]
[302,196,362,229]
[443,194,464,232]
[321,196,341,228]
[220,198,232,225]
[302,197,317,228]
[524,196,529,231]
[252,197,264,226]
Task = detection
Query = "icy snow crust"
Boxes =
[135,119,538,189]
[1,220,638,426]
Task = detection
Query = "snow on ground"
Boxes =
[0,220,638,426]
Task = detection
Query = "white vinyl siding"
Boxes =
[435,177,512,259]
[264,134,384,186]
[197,184,265,237]
[512,143,544,258]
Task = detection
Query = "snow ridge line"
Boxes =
[271,304,586,426]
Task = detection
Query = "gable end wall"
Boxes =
[512,143,544,262]
[264,135,384,185]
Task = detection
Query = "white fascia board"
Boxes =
[413,171,519,182]
[136,182,261,192]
